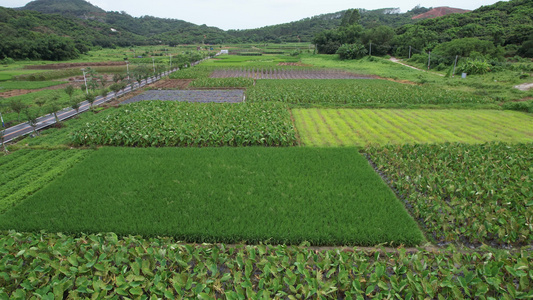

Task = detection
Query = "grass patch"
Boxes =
[72,101,297,147]
[293,109,533,147]
[0,81,66,90]
[0,149,91,213]
[366,142,533,247]
[0,147,425,246]
[247,79,492,107]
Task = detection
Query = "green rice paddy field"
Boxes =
[293,109,533,147]
[0,147,425,246]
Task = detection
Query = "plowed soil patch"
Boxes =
[148,79,192,89]
[278,62,313,67]
[0,83,74,98]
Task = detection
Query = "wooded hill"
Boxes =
[314,0,533,58]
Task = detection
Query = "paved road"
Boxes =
[2,69,178,144]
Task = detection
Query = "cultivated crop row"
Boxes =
[0,149,90,213]
[366,142,533,247]
[189,77,255,88]
[247,80,493,106]
[210,68,373,79]
[1,231,532,299]
[71,101,297,147]
[293,109,533,147]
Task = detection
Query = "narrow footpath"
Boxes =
[389,57,444,77]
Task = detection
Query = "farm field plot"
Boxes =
[247,80,492,107]
[0,147,425,246]
[121,90,245,104]
[72,101,296,147]
[1,232,532,300]
[0,149,90,214]
[293,109,533,147]
[366,142,533,247]
[189,77,255,88]
[207,54,301,67]
[210,69,374,79]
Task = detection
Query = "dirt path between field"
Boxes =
[514,82,533,91]
[389,57,444,77]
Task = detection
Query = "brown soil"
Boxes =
[0,82,76,98]
[25,61,127,70]
[277,62,313,67]
[382,77,418,85]
[148,79,193,89]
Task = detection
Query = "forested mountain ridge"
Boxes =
[0,6,149,60]
[18,0,105,19]
[14,0,429,44]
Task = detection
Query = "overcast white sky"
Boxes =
[2,0,507,30]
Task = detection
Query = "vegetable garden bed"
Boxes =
[1,231,531,299]
[366,142,533,247]
[247,79,492,106]
[72,101,296,147]
[210,69,375,79]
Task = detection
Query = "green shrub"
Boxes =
[502,100,533,113]
[457,59,492,75]
[336,43,368,60]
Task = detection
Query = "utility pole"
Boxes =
[152,57,156,74]
[427,51,431,70]
[169,54,172,70]
[369,42,372,56]
[409,46,411,59]
[452,55,459,77]
[81,68,88,94]
[126,61,130,81]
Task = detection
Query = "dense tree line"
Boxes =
[313,0,533,58]
[0,7,151,60]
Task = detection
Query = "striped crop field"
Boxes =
[293,109,533,147]
[0,149,91,213]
